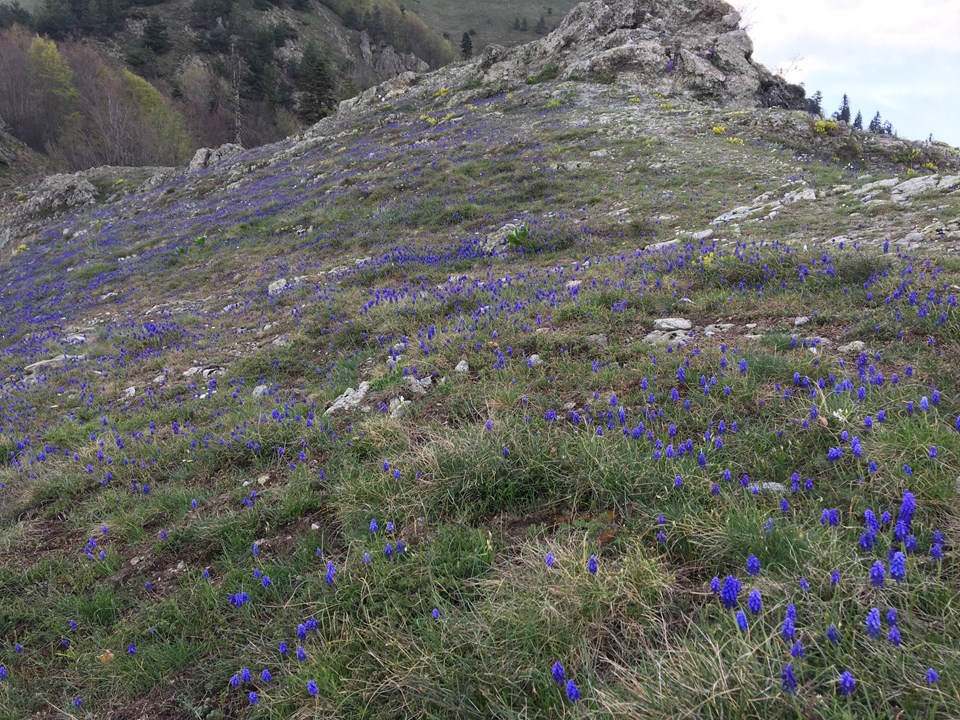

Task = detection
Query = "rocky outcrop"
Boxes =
[19,174,96,216]
[188,143,245,172]
[358,31,430,78]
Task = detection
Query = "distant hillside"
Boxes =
[401,0,582,55]
[0,0,453,170]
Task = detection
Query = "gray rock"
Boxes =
[325,382,371,416]
[892,174,940,201]
[389,396,412,418]
[748,482,786,494]
[794,316,810,326]
[645,238,680,252]
[252,384,270,398]
[124,386,136,398]
[267,278,288,296]
[23,354,85,380]
[587,333,609,348]
[838,341,866,354]
[690,229,714,241]
[455,360,470,373]
[527,354,542,366]
[188,143,244,172]
[482,222,522,253]
[20,174,96,216]
[654,318,692,331]
[643,329,690,345]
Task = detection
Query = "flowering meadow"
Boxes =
[1,80,959,718]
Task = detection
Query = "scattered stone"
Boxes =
[838,341,866,354]
[654,318,691,331]
[690,229,714,241]
[267,278,288,296]
[794,316,810,326]
[403,375,432,396]
[389,396,412,417]
[123,386,136,398]
[528,354,542,366]
[23,354,85,380]
[252,384,270,398]
[891,174,940,202]
[482,222,522,253]
[748,482,786,494]
[565,280,582,291]
[587,333,608,348]
[324,382,371,416]
[188,143,244,172]
[643,330,691,345]
[645,239,680,252]
[455,360,470,373]
[63,334,86,344]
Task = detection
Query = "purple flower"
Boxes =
[587,555,598,575]
[746,554,760,576]
[838,671,856,695]
[781,663,797,694]
[747,589,762,615]
[926,668,939,684]
[552,661,565,684]
[890,551,906,583]
[720,575,741,609]
[888,626,901,645]
[307,680,319,696]
[827,624,841,644]
[565,678,581,702]
[736,610,748,631]
[866,608,881,638]
[545,551,555,568]
[870,560,885,587]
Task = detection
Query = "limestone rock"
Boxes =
[325,382,371,416]
[188,144,244,172]
[654,318,692,331]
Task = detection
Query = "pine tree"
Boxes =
[868,111,882,133]
[142,14,171,54]
[852,111,862,131]
[297,43,335,124]
[833,93,851,124]
[807,90,822,116]
[535,15,548,34]
[512,17,520,31]
[460,31,471,59]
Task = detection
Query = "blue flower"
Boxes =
[888,626,901,645]
[307,680,319,696]
[545,551,556,568]
[279,641,288,655]
[926,668,939,684]
[736,610,748,631]
[720,576,741,609]
[709,576,721,594]
[890,551,906,582]
[565,679,581,702]
[261,669,272,683]
[747,589,762,615]
[325,560,336,585]
[587,555,598,575]
[552,661,565,684]
[241,667,251,683]
[799,577,810,593]
[370,518,379,533]
[827,624,841,645]
[781,663,797,694]
[432,608,441,620]
[229,674,240,688]
[790,640,804,658]
[248,691,258,705]
[838,671,856,695]
[866,608,881,638]
[297,646,307,661]
[870,560,885,587]
[746,554,760,576]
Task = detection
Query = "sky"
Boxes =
[742,0,960,147]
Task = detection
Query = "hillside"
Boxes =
[1,0,960,717]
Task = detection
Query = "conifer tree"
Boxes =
[460,31,471,59]
[297,43,335,124]
[833,93,851,124]
[852,111,862,131]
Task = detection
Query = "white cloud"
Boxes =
[740,0,960,145]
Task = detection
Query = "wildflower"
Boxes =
[827,624,841,645]
[799,577,810,593]
[890,551,906,582]
[587,555,598,575]
[747,589,762,615]
[432,608,441,620]
[790,640,804,658]
[710,576,721,594]
[307,680,319,696]
[325,560,336,585]
[888,626,901,645]
[831,569,841,586]
[931,543,943,560]
[279,641,288,655]
[720,576,741,609]
[74,697,82,708]
[866,608,881,638]
[781,663,797,694]
[0,666,7,681]
[736,610,749,631]
[552,661,565,684]
[241,667,251,683]
[838,671,856,695]
[385,543,394,559]
[545,551,556,568]
[127,644,136,655]
[565,679,581,702]
[870,560,885,587]
[261,669,272,683]
[230,674,240,688]
[746,554,760,576]
[370,518,379,533]
[249,691,258,705]
[926,668,940,684]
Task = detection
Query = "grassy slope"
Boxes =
[0,79,959,718]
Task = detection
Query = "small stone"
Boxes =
[748,482,786,494]
[838,341,866,353]
[253,385,270,398]
[654,318,692,331]
[794,316,810,326]
[528,354,542,366]
[267,278,288,296]
[587,333,608,348]
[455,360,470,373]
[123,386,136,398]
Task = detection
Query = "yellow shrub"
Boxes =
[712,125,726,135]
[813,119,839,135]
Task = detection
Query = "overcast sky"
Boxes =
[742,0,960,147]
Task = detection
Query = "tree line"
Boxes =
[807,91,896,136]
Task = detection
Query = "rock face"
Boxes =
[358,31,430,78]
[473,0,806,109]
[188,144,245,172]
[19,174,96,216]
